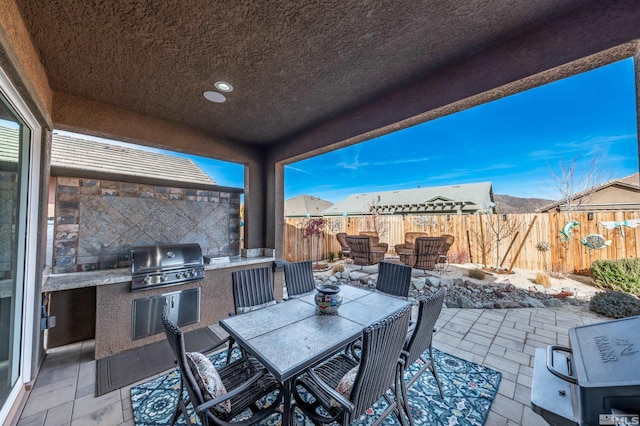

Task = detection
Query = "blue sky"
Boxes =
[285,58,639,202]
[56,58,638,203]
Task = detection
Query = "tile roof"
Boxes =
[285,195,333,217]
[0,125,20,164]
[2,126,218,186]
[323,182,494,215]
[50,133,216,186]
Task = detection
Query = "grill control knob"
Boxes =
[143,276,150,284]
[188,269,196,278]
[160,274,168,282]
[176,272,183,279]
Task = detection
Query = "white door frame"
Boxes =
[0,64,42,424]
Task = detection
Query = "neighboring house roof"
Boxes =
[0,125,20,164]
[51,133,217,186]
[322,182,494,216]
[539,173,640,212]
[285,195,333,217]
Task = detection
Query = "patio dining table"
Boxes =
[219,285,412,426]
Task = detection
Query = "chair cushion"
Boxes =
[236,299,277,314]
[333,365,358,405]
[186,352,231,414]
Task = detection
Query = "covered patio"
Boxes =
[16,305,605,425]
[1,1,639,424]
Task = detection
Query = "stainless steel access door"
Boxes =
[131,287,200,340]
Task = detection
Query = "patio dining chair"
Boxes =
[228,266,277,362]
[292,304,412,426]
[375,261,412,298]
[283,260,317,297]
[345,235,386,268]
[231,266,277,314]
[161,304,283,426]
[400,288,446,418]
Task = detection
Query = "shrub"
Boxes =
[535,272,551,288]
[590,258,640,295]
[467,269,485,280]
[589,290,640,319]
[332,263,345,274]
[448,249,471,264]
[337,250,343,260]
[328,251,335,262]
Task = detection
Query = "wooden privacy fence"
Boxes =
[284,211,640,273]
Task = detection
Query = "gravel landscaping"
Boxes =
[311,260,598,310]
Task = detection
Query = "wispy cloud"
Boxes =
[528,133,636,160]
[336,152,361,170]
[335,156,431,170]
[286,165,314,175]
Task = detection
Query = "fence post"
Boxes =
[479,214,486,268]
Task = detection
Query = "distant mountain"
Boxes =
[494,194,554,214]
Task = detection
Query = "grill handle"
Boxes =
[546,345,577,384]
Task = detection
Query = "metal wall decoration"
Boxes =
[412,215,436,228]
[600,219,640,237]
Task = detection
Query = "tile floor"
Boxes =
[13,304,606,426]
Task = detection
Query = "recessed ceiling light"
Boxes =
[203,91,226,103]
[214,81,233,92]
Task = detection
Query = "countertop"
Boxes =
[42,255,276,292]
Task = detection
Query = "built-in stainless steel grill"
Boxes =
[532,315,640,426]
[130,243,204,291]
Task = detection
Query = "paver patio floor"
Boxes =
[14,303,606,426]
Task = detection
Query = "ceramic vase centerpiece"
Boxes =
[315,284,343,315]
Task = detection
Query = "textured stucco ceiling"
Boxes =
[13,0,598,145]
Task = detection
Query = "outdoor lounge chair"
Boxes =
[292,304,412,426]
[161,304,283,426]
[336,232,352,258]
[438,234,455,265]
[375,261,412,298]
[345,235,386,268]
[399,237,445,272]
[400,288,446,409]
[283,260,316,297]
[394,232,429,256]
[359,231,389,252]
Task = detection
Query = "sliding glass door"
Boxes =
[0,85,31,412]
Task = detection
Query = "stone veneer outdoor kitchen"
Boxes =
[52,176,241,273]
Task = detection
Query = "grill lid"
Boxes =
[569,315,640,387]
[130,243,204,291]
[131,243,203,275]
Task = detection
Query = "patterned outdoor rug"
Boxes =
[131,348,501,425]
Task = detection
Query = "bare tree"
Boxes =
[485,212,521,269]
[471,215,494,270]
[365,198,387,239]
[545,153,611,276]
[547,155,610,217]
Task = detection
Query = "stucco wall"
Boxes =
[94,261,279,359]
[588,185,640,205]
[52,177,241,273]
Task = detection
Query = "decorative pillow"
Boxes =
[185,352,231,414]
[236,300,277,314]
[332,366,359,407]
